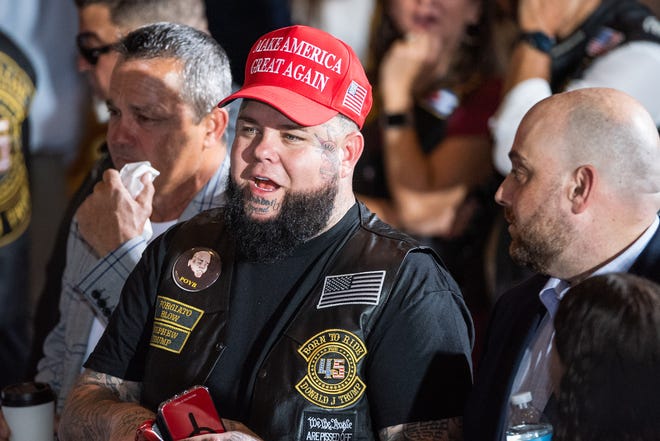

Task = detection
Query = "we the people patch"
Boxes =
[296,329,366,409]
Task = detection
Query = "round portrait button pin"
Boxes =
[172,247,221,292]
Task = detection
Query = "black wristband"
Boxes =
[381,112,412,128]
[518,31,556,54]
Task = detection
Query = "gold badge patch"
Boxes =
[0,50,35,247]
[295,329,367,409]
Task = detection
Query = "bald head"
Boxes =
[521,88,660,196]
[498,88,660,279]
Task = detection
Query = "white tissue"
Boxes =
[119,161,160,241]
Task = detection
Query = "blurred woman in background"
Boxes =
[356,0,502,354]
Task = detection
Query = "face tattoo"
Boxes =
[224,175,338,263]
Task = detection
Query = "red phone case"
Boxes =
[135,419,164,441]
[155,385,225,441]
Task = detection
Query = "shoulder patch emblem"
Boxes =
[317,271,385,309]
[586,26,624,57]
[172,247,221,292]
[296,329,367,409]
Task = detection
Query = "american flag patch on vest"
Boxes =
[586,27,624,57]
[317,270,386,309]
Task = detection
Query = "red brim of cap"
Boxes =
[217,85,339,128]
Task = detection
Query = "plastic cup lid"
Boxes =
[510,391,533,406]
[1,382,55,407]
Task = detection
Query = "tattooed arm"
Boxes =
[378,418,463,441]
[58,369,155,441]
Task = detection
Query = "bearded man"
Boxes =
[58,25,474,441]
[464,87,660,441]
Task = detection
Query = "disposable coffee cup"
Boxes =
[1,382,55,441]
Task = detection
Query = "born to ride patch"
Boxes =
[150,296,204,353]
[172,247,221,292]
[296,329,367,409]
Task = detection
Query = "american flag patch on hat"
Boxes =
[317,270,385,309]
[342,81,368,116]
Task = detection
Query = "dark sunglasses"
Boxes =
[76,35,118,65]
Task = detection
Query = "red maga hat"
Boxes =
[218,25,372,129]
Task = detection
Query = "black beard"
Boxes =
[224,177,338,262]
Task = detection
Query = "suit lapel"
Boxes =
[629,221,660,284]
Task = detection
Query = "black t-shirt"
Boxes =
[86,204,473,430]
[208,204,360,420]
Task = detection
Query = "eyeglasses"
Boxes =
[76,35,118,66]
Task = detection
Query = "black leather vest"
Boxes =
[141,209,234,410]
[140,204,433,440]
[550,0,660,91]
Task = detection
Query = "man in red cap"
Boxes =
[59,25,474,441]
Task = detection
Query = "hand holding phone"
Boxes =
[136,386,225,441]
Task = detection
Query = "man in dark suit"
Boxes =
[465,87,660,441]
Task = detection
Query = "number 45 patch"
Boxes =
[295,329,367,409]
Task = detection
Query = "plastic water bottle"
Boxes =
[505,391,553,441]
